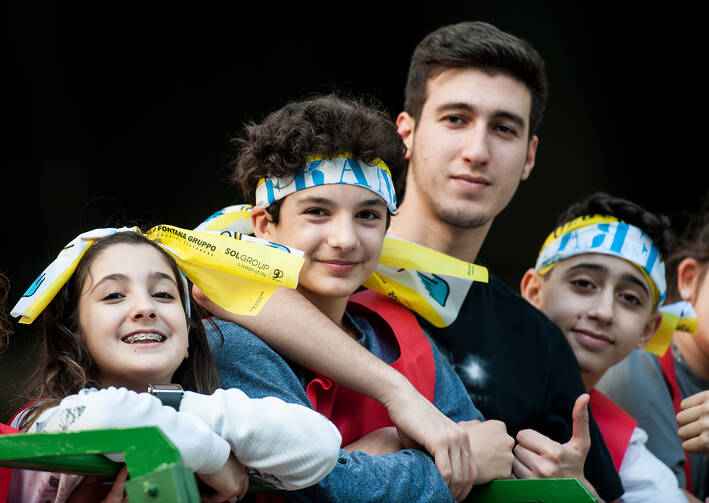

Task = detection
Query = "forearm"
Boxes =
[31,387,230,474]
[226,287,417,406]
[290,449,456,503]
[181,389,341,490]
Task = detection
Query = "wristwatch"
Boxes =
[147,383,184,409]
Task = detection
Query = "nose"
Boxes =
[326,214,359,252]
[587,289,615,324]
[460,123,491,167]
[130,292,157,321]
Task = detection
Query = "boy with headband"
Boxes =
[518,192,685,502]
[207,94,515,502]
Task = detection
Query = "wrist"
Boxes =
[377,369,417,409]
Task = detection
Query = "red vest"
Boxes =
[305,290,437,446]
[589,389,637,471]
[659,347,693,492]
[258,291,437,502]
[0,423,19,503]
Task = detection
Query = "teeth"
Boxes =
[123,333,165,344]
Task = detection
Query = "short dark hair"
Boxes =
[665,193,709,304]
[555,192,674,262]
[404,21,548,136]
[231,93,407,223]
[18,231,222,430]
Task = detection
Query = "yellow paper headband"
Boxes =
[196,205,488,328]
[11,225,304,324]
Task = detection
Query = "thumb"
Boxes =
[568,393,591,449]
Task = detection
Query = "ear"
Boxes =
[396,112,415,160]
[250,206,273,240]
[521,135,539,181]
[520,267,544,308]
[676,257,701,303]
[636,310,663,349]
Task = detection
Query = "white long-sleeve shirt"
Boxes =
[619,426,686,503]
[9,386,341,502]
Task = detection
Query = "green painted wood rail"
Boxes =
[0,427,597,502]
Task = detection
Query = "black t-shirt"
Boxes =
[417,273,624,502]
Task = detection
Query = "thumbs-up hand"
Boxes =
[512,393,591,480]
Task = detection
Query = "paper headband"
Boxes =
[196,205,488,328]
[535,215,666,306]
[647,301,698,356]
[12,225,305,325]
[255,155,397,214]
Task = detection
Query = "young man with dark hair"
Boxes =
[519,192,684,502]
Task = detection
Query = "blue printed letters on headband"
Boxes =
[536,216,666,305]
[255,156,397,214]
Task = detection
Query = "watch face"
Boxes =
[148,383,184,392]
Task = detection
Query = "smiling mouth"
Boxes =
[121,332,166,344]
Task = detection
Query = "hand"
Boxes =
[344,426,405,455]
[383,383,476,502]
[458,419,514,484]
[197,455,249,503]
[99,466,129,503]
[513,393,591,481]
[677,390,709,456]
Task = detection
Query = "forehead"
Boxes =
[554,253,651,288]
[89,243,175,278]
[283,184,387,208]
[423,67,532,120]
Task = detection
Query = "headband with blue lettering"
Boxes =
[255,155,397,213]
[535,215,666,307]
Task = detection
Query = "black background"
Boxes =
[1,3,706,419]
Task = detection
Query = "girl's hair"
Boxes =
[18,231,222,430]
[0,272,12,354]
[665,194,709,304]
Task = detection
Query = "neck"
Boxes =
[673,329,709,381]
[298,289,357,340]
[581,370,604,393]
[389,198,492,263]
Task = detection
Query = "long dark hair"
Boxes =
[18,231,222,430]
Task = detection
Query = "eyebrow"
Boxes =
[90,271,177,293]
[435,102,527,129]
[297,196,387,209]
[566,263,651,296]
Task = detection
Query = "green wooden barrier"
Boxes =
[0,427,200,502]
[0,427,597,502]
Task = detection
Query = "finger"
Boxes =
[102,466,129,503]
[238,475,249,500]
[433,448,453,492]
[678,419,707,441]
[569,393,591,448]
[515,428,556,454]
[680,390,709,410]
[511,455,535,479]
[681,433,709,453]
[677,404,706,426]
[447,444,464,501]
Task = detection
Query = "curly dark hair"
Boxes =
[18,231,222,430]
[664,193,709,304]
[231,93,407,223]
[554,192,674,261]
[404,21,548,137]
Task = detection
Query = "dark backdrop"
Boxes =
[2,3,706,420]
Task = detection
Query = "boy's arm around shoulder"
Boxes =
[206,318,461,503]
